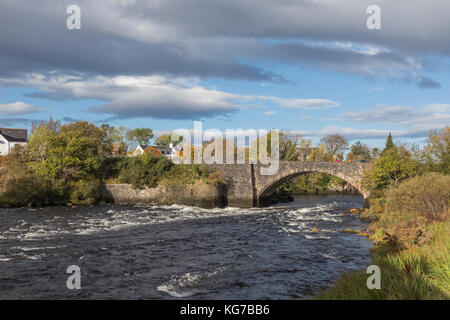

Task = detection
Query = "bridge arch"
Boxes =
[207,161,370,208]
[257,171,363,204]
[254,162,369,205]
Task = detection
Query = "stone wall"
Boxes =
[102,183,226,208]
[207,164,255,207]
[103,162,370,209]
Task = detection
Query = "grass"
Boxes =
[317,173,450,300]
[317,221,449,300]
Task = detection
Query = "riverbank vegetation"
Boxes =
[0,119,215,207]
[317,127,450,300]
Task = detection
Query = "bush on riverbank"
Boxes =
[0,155,103,207]
[0,120,216,208]
[373,173,450,247]
[316,221,449,299]
[113,154,173,188]
[0,156,66,207]
[101,154,214,188]
[0,152,216,207]
[317,172,450,300]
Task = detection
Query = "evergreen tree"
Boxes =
[384,133,395,151]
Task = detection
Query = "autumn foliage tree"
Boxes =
[368,135,419,190]
[320,134,348,159]
[422,126,449,174]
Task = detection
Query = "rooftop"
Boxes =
[0,127,28,142]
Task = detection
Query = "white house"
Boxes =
[0,127,28,156]
[131,144,147,157]
[132,143,181,159]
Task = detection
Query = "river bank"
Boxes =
[316,219,449,300]
[316,173,450,300]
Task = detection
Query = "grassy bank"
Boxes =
[317,173,450,300]
[317,221,449,299]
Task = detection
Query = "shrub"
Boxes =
[360,197,385,222]
[70,179,102,205]
[98,156,129,181]
[385,173,449,222]
[117,154,173,188]
[373,173,450,247]
[0,158,68,207]
[160,163,209,186]
[100,155,213,188]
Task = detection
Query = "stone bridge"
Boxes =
[208,161,370,208]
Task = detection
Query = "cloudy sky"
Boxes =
[0,0,449,147]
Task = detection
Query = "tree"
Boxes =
[28,121,105,181]
[371,147,381,159]
[346,141,372,162]
[249,131,301,161]
[370,147,418,190]
[279,133,301,161]
[422,126,449,174]
[101,124,127,155]
[383,132,395,153]
[320,134,348,157]
[155,133,183,147]
[60,121,106,156]
[126,128,154,149]
[307,144,333,162]
[31,116,61,134]
[297,138,313,161]
[26,126,59,162]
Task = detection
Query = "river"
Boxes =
[0,195,372,299]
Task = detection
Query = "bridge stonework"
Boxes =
[208,161,370,208]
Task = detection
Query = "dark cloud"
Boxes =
[0,1,277,81]
[0,0,448,85]
[250,42,416,77]
[0,117,37,127]
[89,95,238,120]
[0,0,448,122]
[116,0,450,56]
[416,76,442,89]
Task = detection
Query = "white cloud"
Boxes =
[264,111,277,115]
[341,104,450,134]
[298,114,311,119]
[0,102,45,116]
[287,126,427,140]
[0,73,336,119]
[321,117,341,121]
[258,96,340,109]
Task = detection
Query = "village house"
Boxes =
[0,127,28,156]
[132,143,181,159]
